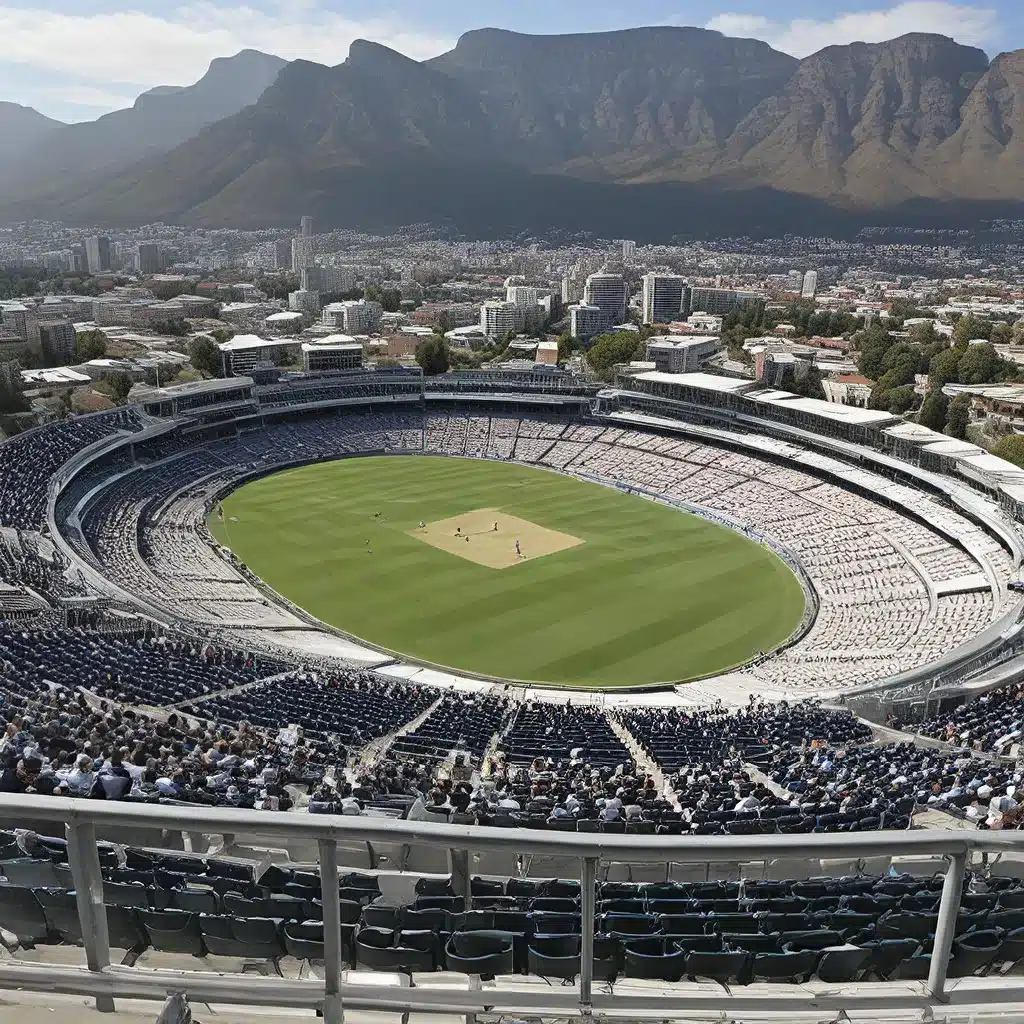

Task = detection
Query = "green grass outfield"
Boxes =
[209,456,805,688]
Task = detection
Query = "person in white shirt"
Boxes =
[58,755,96,797]
[734,794,760,812]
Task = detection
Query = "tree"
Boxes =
[908,321,940,347]
[957,342,1001,385]
[105,371,134,404]
[76,330,107,362]
[556,332,578,363]
[992,434,1024,469]
[854,326,894,380]
[586,331,646,382]
[210,327,234,345]
[953,314,989,348]
[379,289,402,313]
[189,336,223,378]
[990,322,1013,346]
[945,393,971,439]
[918,391,948,431]
[416,337,450,376]
[928,348,961,389]
[150,317,190,337]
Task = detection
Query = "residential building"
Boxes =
[291,237,313,272]
[801,271,819,299]
[621,239,636,263]
[38,320,78,366]
[646,336,720,374]
[322,299,382,333]
[480,301,524,339]
[300,216,314,239]
[688,287,765,317]
[642,274,688,325]
[787,270,804,292]
[570,304,604,341]
[272,239,292,270]
[84,236,111,274]
[583,273,627,330]
[306,265,356,293]
[506,286,541,307]
[302,339,363,373]
[136,243,163,275]
[288,289,321,316]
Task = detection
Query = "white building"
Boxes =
[321,299,382,334]
[646,336,720,374]
[506,286,541,307]
[480,301,524,339]
[300,215,314,239]
[621,239,636,262]
[570,304,604,340]
[217,334,302,376]
[584,273,627,330]
[801,271,819,299]
[642,274,687,325]
[787,270,804,292]
[288,289,321,316]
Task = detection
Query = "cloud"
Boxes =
[0,2,454,113]
[705,2,999,56]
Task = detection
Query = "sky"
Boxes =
[1,0,1017,123]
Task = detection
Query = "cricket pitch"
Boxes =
[408,507,584,568]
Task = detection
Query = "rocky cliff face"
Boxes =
[2,28,1022,231]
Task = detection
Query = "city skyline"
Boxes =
[0,0,1011,122]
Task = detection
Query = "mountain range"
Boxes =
[2,28,1024,238]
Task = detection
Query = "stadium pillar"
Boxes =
[579,855,598,1013]
[450,847,471,903]
[927,848,967,1000]
[319,838,344,1024]
[67,820,114,1012]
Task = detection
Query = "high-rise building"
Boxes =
[801,270,818,299]
[688,287,764,317]
[480,301,524,339]
[38,320,78,366]
[561,275,584,305]
[273,239,292,270]
[291,237,313,272]
[288,289,321,316]
[300,216,314,239]
[84,236,111,274]
[570,304,604,341]
[787,270,804,292]
[642,274,688,326]
[621,239,636,263]
[583,273,627,330]
[136,243,163,275]
[506,286,541,307]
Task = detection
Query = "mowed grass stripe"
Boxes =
[211,456,805,687]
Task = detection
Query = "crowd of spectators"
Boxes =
[919,682,1024,756]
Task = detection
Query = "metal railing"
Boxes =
[4,794,1024,1020]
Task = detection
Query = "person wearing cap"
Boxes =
[58,754,97,797]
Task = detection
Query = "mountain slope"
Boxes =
[0,103,63,176]
[0,49,287,191]
[2,27,1024,235]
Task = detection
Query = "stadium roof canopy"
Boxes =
[634,371,753,393]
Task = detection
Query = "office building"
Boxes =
[570,304,604,341]
[300,216,314,239]
[506,286,541,307]
[801,271,819,299]
[273,239,292,270]
[642,274,688,325]
[302,339,363,373]
[646,336,720,374]
[288,289,321,316]
[38,320,78,366]
[621,240,636,263]
[136,243,163,275]
[321,299,382,334]
[84,236,111,274]
[291,237,313,272]
[481,301,525,339]
[688,287,765,317]
[306,265,357,294]
[583,273,627,330]
[561,275,584,305]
